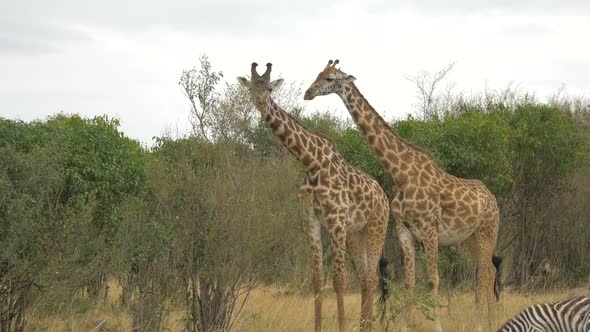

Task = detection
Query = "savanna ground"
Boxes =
[28,280,590,331]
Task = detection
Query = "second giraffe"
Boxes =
[304,59,503,331]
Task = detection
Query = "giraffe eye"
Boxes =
[325,77,335,82]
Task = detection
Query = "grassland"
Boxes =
[27,282,589,331]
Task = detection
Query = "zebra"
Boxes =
[498,296,590,331]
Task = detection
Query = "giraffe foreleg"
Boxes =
[305,207,324,332]
[422,228,442,332]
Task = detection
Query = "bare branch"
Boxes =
[179,54,223,142]
[406,62,456,120]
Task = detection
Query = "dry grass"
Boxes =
[235,286,590,331]
[26,281,133,331]
[25,282,590,331]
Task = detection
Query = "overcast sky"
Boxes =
[1,1,589,145]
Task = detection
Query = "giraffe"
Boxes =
[304,60,503,331]
[237,62,389,331]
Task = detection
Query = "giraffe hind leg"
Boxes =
[347,229,370,330]
[464,234,481,304]
[396,222,415,332]
[475,218,500,330]
[363,211,387,331]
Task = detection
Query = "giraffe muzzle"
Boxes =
[304,89,315,100]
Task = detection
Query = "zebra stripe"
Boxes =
[498,296,590,332]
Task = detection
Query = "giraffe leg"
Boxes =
[328,219,348,332]
[347,230,369,331]
[396,222,416,332]
[476,220,499,331]
[463,234,480,304]
[305,208,324,332]
[364,212,387,331]
[464,234,483,332]
[397,223,416,290]
[422,232,442,332]
[392,192,415,332]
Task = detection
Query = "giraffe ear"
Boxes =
[237,77,250,87]
[344,75,356,82]
[269,79,284,91]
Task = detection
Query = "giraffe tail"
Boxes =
[378,255,391,304]
[492,255,503,301]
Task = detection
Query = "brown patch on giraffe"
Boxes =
[405,185,417,198]
[416,188,426,200]
[400,161,410,172]
[407,168,419,179]
[396,173,408,187]
[301,154,313,167]
[416,154,428,164]
[374,148,384,158]
[331,191,341,204]
[293,134,302,147]
[400,150,413,164]
[358,123,367,134]
[300,134,308,146]
[373,118,383,134]
[283,126,292,137]
[416,200,428,211]
[385,151,399,165]
[270,120,280,131]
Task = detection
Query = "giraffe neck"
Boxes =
[262,96,334,176]
[337,82,434,189]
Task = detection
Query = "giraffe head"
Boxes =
[237,62,284,111]
[303,59,356,100]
